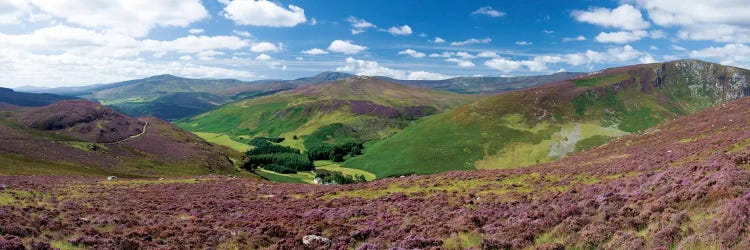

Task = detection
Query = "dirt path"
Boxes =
[107,119,148,144]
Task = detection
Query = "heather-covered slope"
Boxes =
[177,76,478,152]
[348,60,750,177]
[0,100,235,177]
[3,96,750,249]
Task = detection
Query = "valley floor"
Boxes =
[3,98,750,249]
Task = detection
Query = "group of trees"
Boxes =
[242,137,313,174]
[304,123,365,162]
[314,170,367,185]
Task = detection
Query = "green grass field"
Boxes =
[315,161,377,181]
[193,132,249,153]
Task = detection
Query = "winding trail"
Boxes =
[107,119,148,144]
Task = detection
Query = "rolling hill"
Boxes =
[0,87,79,107]
[0,100,237,177]
[346,59,750,177]
[177,76,479,152]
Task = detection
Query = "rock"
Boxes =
[158,178,165,181]
[313,177,323,185]
[106,176,117,180]
[302,235,331,248]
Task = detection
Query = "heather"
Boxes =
[2,97,750,249]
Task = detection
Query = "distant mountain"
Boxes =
[288,71,355,85]
[378,72,584,94]
[0,100,236,176]
[347,59,750,177]
[0,87,79,107]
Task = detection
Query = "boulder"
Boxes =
[302,235,331,249]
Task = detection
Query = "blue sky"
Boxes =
[0,0,748,88]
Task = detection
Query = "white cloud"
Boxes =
[445,58,475,67]
[398,49,425,58]
[450,38,492,46]
[429,52,455,58]
[595,30,648,43]
[477,51,500,58]
[197,50,224,61]
[336,57,451,80]
[0,0,30,24]
[255,53,272,61]
[563,35,587,42]
[483,45,649,73]
[633,0,750,43]
[327,40,367,54]
[30,0,208,37]
[671,45,686,51]
[141,35,249,54]
[455,52,477,59]
[0,48,256,87]
[572,4,649,30]
[639,54,656,64]
[484,58,523,73]
[179,55,193,61]
[301,48,328,55]
[433,37,445,43]
[222,0,306,27]
[347,16,376,34]
[233,30,252,37]
[250,42,282,53]
[188,28,204,34]
[471,6,505,17]
[649,30,667,39]
[676,24,750,43]
[515,41,532,46]
[386,25,412,36]
[690,44,750,68]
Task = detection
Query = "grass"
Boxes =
[50,241,85,250]
[193,132,249,153]
[315,161,377,181]
[255,169,315,184]
[442,232,483,250]
[0,189,35,206]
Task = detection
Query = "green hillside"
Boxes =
[346,60,750,177]
[177,76,478,151]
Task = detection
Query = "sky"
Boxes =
[0,0,749,88]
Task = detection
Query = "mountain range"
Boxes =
[16,72,582,121]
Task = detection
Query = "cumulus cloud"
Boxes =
[0,48,256,87]
[398,49,425,58]
[563,35,587,42]
[188,29,204,34]
[140,35,250,53]
[433,37,446,43]
[690,44,750,68]
[445,58,475,67]
[0,0,31,24]
[222,0,306,27]
[595,30,648,43]
[386,25,412,35]
[633,0,750,43]
[255,53,272,61]
[336,57,451,80]
[346,16,376,34]
[233,30,252,37]
[301,48,328,55]
[250,42,282,53]
[327,40,367,54]
[471,6,505,17]
[572,4,649,30]
[483,45,650,73]
[30,0,208,37]
[450,38,492,46]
